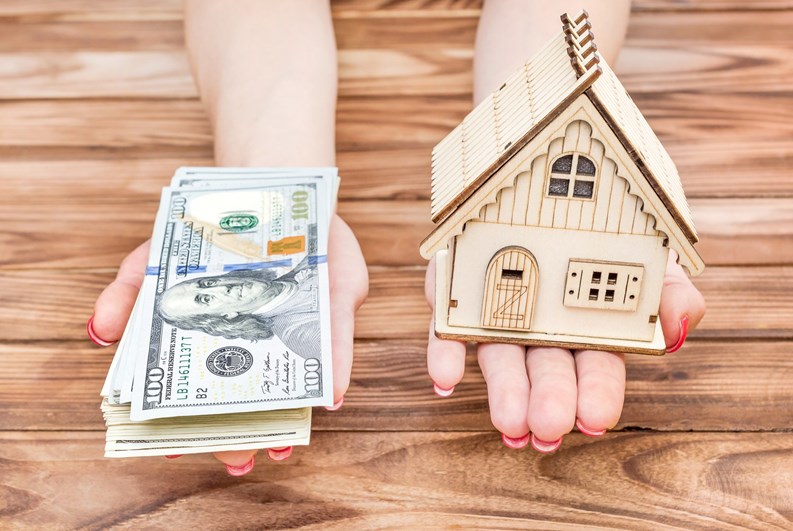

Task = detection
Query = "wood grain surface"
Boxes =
[1,266,791,342]
[0,197,791,268]
[2,338,792,433]
[1,431,792,530]
[0,0,791,528]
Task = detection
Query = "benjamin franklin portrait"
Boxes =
[157,257,320,356]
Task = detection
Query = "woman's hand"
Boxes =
[424,251,705,452]
[89,214,368,473]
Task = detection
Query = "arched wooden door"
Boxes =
[481,247,538,331]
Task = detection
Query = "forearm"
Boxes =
[184,0,337,167]
[473,0,631,103]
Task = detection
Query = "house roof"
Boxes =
[428,10,698,245]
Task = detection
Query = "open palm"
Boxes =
[425,251,705,452]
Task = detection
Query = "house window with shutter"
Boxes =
[547,153,597,199]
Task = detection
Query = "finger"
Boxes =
[424,258,466,394]
[214,449,258,476]
[478,343,530,443]
[526,347,577,448]
[92,240,150,343]
[328,292,356,407]
[424,257,437,306]
[574,349,625,435]
[427,320,466,395]
[328,215,369,405]
[659,250,706,351]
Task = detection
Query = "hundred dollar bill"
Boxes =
[123,173,335,408]
[129,178,333,421]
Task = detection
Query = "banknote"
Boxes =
[129,179,334,420]
[99,167,338,457]
[171,167,340,215]
[105,172,338,406]
[102,399,311,458]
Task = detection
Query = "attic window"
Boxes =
[547,153,597,200]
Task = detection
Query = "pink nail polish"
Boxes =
[433,383,454,397]
[325,396,344,411]
[575,419,606,437]
[165,454,183,459]
[86,315,114,347]
[226,456,255,477]
[501,432,530,449]
[267,446,293,461]
[667,315,689,353]
[530,433,562,454]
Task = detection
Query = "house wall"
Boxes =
[448,223,667,342]
[446,111,670,343]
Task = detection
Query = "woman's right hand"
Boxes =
[88,214,368,475]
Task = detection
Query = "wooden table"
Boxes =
[1,1,792,528]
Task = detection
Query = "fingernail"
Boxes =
[325,396,344,411]
[576,419,606,437]
[164,454,183,459]
[226,456,255,477]
[501,432,530,449]
[433,383,454,397]
[667,315,689,353]
[530,433,562,454]
[267,446,293,461]
[86,315,114,347]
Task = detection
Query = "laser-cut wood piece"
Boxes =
[420,10,705,355]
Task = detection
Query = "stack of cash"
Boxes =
[100,167,338,458]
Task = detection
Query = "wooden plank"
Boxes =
[0,51,197,99]
[6,8,793,44]
[626,10,793,42]
[0,21,184,51]
[0,196,790,268]
[1,92,789,199]
[1,130,788,202]
[0,1,184,22]
[333,0,484,14]
[0,266,789,342]
[633,0,793,12]
[615,43,792,95]
[0,18,478,52]
[0,98,460,151]
[1,0,789,24]
[2,339,793,432]
[634,91,793,198]
[0,12,790,99]
[0,49,470,99]
[1,430,792,529]
[0,152,431,203]
[0,199,434,269]
[0,1,483,23]
[691,198,793,266]
[368,265,793,340]
[0,100,213,149]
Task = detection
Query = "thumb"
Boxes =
[91,240,150,343]
[658,250,706,350]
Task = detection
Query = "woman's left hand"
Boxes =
[424,251,705,452]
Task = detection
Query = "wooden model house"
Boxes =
[419,11,704,355]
